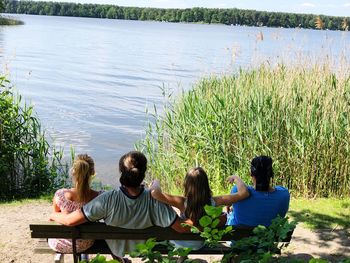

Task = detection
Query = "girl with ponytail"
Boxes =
[48,154,102,255]
[150,167,249,250]
[227,156,290,227]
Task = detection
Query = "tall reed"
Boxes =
[0,76,68,200]
[138,64,350,197]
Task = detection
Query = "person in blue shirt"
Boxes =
[227,156,290,227]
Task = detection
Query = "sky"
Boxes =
[42,0,350,17]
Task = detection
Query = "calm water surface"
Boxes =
[0,14,349,184]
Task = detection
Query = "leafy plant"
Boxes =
[80,254,120,263]
[222,216,297,262]
[188,205,232,247]
[130,238,192,263]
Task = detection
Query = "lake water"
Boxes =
[0,14,349,185]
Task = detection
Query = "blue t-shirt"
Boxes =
[227,185,290,227]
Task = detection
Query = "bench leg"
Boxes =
[54,253,64,263]
[72,254,81,263]
[72,238,80,263]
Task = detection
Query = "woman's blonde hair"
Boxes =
[72,154,95,203]
[184,167,212,225]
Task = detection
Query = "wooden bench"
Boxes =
[30,222,293,263]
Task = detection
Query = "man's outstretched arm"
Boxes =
[49,209,87,226]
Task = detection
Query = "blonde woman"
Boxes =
[48,154,102,253]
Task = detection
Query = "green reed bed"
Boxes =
[0,16,23,25]
[0,76,67,200]
[138,64,350,198]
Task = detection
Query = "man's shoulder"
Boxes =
[89,188,120,202]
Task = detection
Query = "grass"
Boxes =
[289,198,350,230]
[138,63,350,198]
[0,195,52,206]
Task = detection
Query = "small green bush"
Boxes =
[0,76,68,200]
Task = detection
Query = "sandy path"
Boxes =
[0,201,349,263]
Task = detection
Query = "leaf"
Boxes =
[259,252,273,263]
[175,247,192,257]
[211,218,220,228]
[190,226,201,234]
[135,243,148,251]
[145,238,157,249]
[204,205,222,218]
[211,228,218,234]
[224,226,233,233]
[129,251,140,258]
[253,225,267,234]
[199,215,212,227]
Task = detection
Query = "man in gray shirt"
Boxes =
[50,151,189,257]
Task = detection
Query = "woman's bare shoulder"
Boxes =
[63,188,75,201]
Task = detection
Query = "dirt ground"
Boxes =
[0,201,349,263]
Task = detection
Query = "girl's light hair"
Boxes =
[184,167,212,225]
[72,154,95,203]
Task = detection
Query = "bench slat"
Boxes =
[34,239,232,255]
[31,222,273,241]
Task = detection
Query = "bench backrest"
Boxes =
[30,222,293,242]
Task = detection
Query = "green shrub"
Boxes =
[0,76,68,200]
[188,205,232,248]
[138,64,350,197]
[223,216,296,262]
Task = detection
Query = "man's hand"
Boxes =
[150,180,163,199]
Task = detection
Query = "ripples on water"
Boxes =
[0,14,349,185]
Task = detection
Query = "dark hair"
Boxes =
[119,151,147,188]
[184,167,212,225]
[251,156,273,192]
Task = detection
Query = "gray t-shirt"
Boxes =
[82,186,177,256]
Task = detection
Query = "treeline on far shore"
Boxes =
[3,0,350,31]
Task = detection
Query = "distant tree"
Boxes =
[181,9,193,22]
[106,6,116,19]
[211,13,219,24]
[192,7,203,22]
[0,0,5,12]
